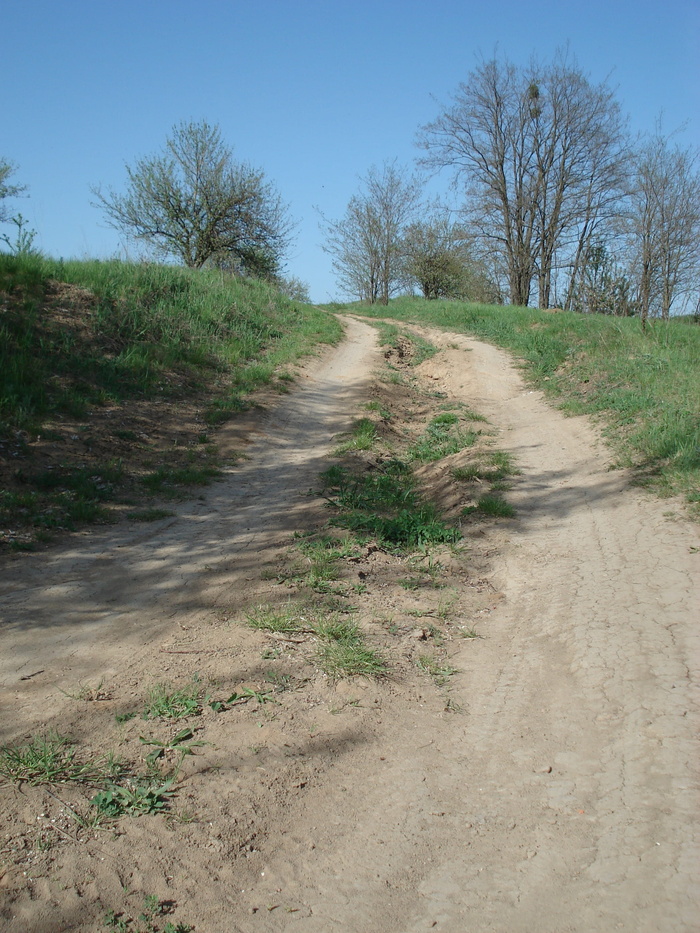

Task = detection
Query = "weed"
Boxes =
[142,679,203,720]
[92,778,175,818]
[264,670,292,692]
[103,895,192,932]
[139,728,207,768]
[0,733,119,786]
[416,655,459,686]
[60,678,108,701]
[208,687,275,712]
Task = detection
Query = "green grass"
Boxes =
[352,296,700,510]
[463,495,516,518]
[142,679,204,720]
[321,460,461,549]
[0,255,342,428]
[409,415,479,463]
[334,416,379,453]
[0,733,120,786]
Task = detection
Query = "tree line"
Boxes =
[2,52,698,318]
[322,51,700,320]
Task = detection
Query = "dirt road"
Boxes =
[1,317,698,932]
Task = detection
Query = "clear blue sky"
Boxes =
[3,0,699,302]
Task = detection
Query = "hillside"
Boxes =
[0,255,341,550]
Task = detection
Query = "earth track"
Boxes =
[0,318,698,932]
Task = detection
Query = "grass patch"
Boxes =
[142,679,204,720]
[464,495,516,518]
[245,603,309,634]
[334,417,379,453]
[0,733,119,786]
[313,617,387,678]
[321,460,461,549]
[409,415,479,463]
[141,465,221,494]
[242,604,386,678]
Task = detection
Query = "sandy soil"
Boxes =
[1,316,698,932]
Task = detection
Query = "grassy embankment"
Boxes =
[347,297,700,514]
[0,254,341,546]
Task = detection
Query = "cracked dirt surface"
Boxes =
[1,316,698,932]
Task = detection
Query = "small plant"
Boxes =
[208,687,275,712]
[139,728,207,768]
[142,679,203,720]
[60,678,109,701]
[416,655,459,686]
[313,617,387,678]
[103,895,192,932]
[92,777,175,818]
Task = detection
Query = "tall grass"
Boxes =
[0,254,341,435]
[352,297,700,509]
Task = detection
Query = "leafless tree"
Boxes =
[92,121,292,278]
[627,132,700,323]
[419,52,629,308]
[320,161,422,304]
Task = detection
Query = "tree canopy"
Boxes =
[92,121,293,277]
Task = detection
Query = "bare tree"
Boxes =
[419,53,628,308]
[627,132,700,323]
[92,121,293,277]
[320,161,422,304]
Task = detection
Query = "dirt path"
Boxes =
[1,318,698,932]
